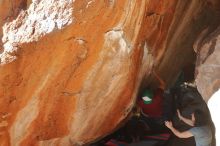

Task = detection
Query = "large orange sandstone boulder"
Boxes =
[0,0,218,145]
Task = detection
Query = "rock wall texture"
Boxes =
[0,0,31,51]
[194,0,220,102]
[0,0,219,146]
[195,26,220,102]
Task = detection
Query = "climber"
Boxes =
[165,109,212,146]
[137,71,165,116]
[136,70,173,133]
[164,65,216,146]
[99,70,174,144]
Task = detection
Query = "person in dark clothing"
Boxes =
[165,109,212,146]
[166,83,215,146]
[136,70,174,134]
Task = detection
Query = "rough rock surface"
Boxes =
[0,0,218,146]
[194,26,220,101]
[0,0,31,51]
[1,0,74,64]
[194,0,220,102]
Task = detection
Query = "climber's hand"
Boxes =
[177,109,183,120]
[165,121,173,129]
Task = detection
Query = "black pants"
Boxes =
[139,115,169,134]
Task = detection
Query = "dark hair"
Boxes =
[194,110,209,127]
[171,84,199,111]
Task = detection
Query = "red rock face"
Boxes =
[0,0,218,146]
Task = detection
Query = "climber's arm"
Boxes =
[153,70,165,90]
[165,121,193,138]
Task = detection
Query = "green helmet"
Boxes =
[141,89,153,104]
